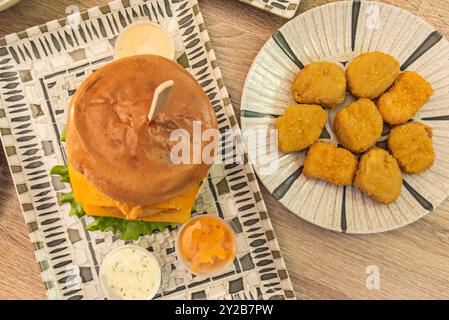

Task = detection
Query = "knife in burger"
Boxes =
[51,55,218,240]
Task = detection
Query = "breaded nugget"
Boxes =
[378,71,434,125]
[291,61,346,109]
[388,122,435,174]
[347,52,400,99]
[334,98,383,153]
[275,104,327,153]
[303,142,358,185]
[354,148,403,204]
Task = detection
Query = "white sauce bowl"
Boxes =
[99,244,161,300]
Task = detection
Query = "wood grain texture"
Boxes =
[1,0,449,300]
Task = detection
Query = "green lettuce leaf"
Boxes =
[51,165,177,240]
[60,127,67,142]
[85,217,175,241]
[50,165,70,183]
[61,192,85,219]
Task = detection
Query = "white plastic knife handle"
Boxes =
[148,80,174,122]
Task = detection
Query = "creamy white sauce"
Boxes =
[101,246,160,300]
[115,22,174,60]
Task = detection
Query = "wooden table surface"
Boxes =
[1,0,449,300]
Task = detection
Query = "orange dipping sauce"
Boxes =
[176,215,236,276]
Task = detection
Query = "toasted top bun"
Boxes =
[66,55,218,205]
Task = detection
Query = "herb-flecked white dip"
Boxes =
[100,245,161,300]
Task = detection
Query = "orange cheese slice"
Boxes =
[69,163,119,207]
[68,163,198,209]
[68,163,196,223]
[83,204,192,223]
[83,204,125,219]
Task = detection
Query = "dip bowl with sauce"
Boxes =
[114,21,175,60]
[99,244,161,300]
[175,214,236,277]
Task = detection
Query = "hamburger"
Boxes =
[51,55,218,240]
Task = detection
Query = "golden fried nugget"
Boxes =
[303,142,358,185]
[388,122,435,174]
[291,61,346,109]
[275,104,327,153]
[354,148,403,204]
[334,98,383,153]
[346,52,400,99]
[378,71,434,125]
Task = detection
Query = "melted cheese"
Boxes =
[83,204,192,223]
[69,163,197,208]
[69,163,119,207]
[69,164,196,223]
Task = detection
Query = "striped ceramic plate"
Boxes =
[237,0,301,19]
[241,0,449,234]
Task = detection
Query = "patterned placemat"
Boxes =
[0,0,295,300]
[238,0,301,19]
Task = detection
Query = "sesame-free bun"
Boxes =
[66,55,218,205]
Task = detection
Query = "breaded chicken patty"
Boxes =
[378,71,434,125]
[347,52,400,99]
[275,104,327,153]
[388,122,435,174]
[291,61,346,109]
[334,98,383,153]
[354,148,403,204]
[303,142,358,185]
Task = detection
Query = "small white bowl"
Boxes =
[175,214,237,277]
[99,244,161,300]
[114,21,175,60]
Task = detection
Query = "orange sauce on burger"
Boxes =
[176,215,236,275]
